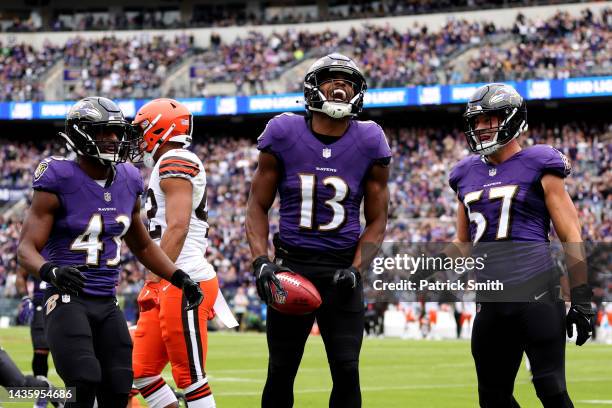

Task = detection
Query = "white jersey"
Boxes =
[146,148,215,281]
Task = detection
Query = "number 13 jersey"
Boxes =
[257,113,391,251]
[146,148,214,281]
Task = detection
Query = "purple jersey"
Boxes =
[33,157,144,296]
[258,113,391,250]
[449,144,571,283]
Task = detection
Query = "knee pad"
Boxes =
[539,391,573,408]
[59,355,102,385]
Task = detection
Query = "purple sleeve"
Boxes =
[256,113,300,154]
[257,117,280,152]
[125,163,144,196]
[448,164,461,193]
[448,158,470,194]
[376,129,392,161]
[357,121,392,165]
[32,159,59,193]
[542,146,571,178]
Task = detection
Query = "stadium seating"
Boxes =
[63,35,194,100]
[0,6,609,101]
[0,41,62,101]
[0,1,579,32]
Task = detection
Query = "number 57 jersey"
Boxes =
[146,148,214,281]
[449,145,572,284]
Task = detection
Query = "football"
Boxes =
[270,271,322,315]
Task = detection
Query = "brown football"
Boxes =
[269,271,322,315]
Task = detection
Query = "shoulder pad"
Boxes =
[521,145,571,178]
[158,150,203,181]
[118,163,145,196]
[32,157,76,194]
[449,155,480,193]
[353,120,392,161]
[257,113,303,153]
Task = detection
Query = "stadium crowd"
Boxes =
[1,122,610,313]
[0,6,610,100]
[2,0,580,32]
[63,35,194,100]
[0,41,62,102]
[456,8,612,83]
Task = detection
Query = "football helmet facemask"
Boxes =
[304,53,367,119]
[131,98,193,168]
[463,83,527,156]
[59,97,131,164]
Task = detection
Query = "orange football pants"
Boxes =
[133,278,219,389]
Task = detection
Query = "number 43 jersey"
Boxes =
[258,113,391,250]
[33,157,144,296]
[146,148,214,281]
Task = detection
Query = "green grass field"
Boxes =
[1,326,612,407]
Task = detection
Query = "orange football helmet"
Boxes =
[132,98,193,167]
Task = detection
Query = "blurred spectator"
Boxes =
[2,0,582,32]
[454,8,611,83]
[63,35,193,99]
[0,41,62,101]
[233,287,250,331]
[0,7,609,100]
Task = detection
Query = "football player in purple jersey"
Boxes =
[449,83,594,407]
[18,97,203,408]
[246,53,391,408]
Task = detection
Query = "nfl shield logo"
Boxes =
[104,192,112,202]
[488,168,497,177]
[322,148,332,158]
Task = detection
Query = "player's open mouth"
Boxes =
[331,88,347,102]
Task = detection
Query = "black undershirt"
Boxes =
[307,118,344,145]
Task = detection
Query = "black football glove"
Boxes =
[253,255,286,304]
[333,266,360,291]
[170,269,203,311]
[39,262,86,295]
[566,284,595,346]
